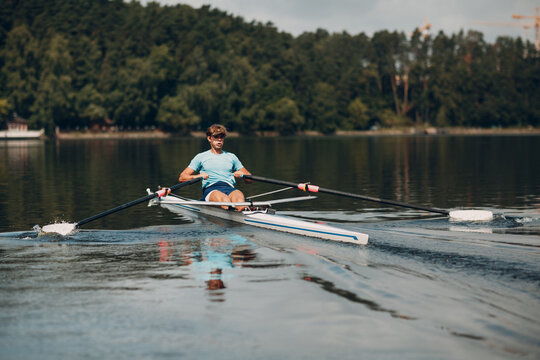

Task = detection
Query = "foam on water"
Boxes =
[40,222,77,236]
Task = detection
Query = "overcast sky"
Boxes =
[140,0,538,44]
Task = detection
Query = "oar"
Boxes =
[42,177,202,235]
[242,175,493,221]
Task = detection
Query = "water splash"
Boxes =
[514,216,533,224]
[40,222,77,236]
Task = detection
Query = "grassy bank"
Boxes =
[54,127,540,139]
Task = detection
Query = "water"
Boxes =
[1,136,539,359]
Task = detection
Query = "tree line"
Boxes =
[1,0,538,135]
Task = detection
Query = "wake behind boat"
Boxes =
[157,194,369,245]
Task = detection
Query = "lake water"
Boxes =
[1,135,539,359]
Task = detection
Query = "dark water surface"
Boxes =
[1,136,539,359]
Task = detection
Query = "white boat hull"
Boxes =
[160,196,368,245]
[0,129,44,139]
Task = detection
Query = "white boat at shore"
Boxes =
[0,128,45,139]
[1,114,45,140]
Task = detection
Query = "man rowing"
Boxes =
[179,124,251,211]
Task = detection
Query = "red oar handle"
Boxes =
[297,183,319,192]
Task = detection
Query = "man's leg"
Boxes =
[229,190,246,211]
[208,189,246,211]
[208,190,232,210]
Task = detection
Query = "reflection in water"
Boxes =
[158,240,173,262]
[0,140,43,171]
[302,275,416,320]
[156,234,257,302]
[1,222,539,358]
[206,268,226,302]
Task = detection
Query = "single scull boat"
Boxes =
[156,193,369,245]
[39,173,491,239]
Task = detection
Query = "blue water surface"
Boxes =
[1,136,539,358]
[1,208,539,359]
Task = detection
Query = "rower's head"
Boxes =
[207,124,227,151]
[207,124,227,139]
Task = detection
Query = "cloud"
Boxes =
[143,0,538,43]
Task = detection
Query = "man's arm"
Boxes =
[179,167,208,182]
[233,167,252,183]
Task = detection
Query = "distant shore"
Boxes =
[53,126,540,139]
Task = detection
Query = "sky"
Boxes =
[140,0,538,44]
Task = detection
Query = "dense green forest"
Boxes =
[1,0,539,135]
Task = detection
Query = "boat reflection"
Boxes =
[0,140,44,169]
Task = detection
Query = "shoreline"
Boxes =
[53,126,540,139]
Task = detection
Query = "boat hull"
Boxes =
[0,129,45,139]
[160,196,368,245]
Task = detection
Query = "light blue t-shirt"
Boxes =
[188,150,244,189]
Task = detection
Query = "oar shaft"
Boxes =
[75,177,202,227]
[243,175,449,216]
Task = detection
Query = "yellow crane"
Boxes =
[472,21,532,39]
[512,7,539,50]
[472,8,539,50]
[410,18,431,38]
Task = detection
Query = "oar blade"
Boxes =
[39,178,202,235]
[449,210,493,222]
[41,222,77,236]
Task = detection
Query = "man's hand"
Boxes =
[234,169,252,183]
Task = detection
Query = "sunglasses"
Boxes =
[211,134,226,139]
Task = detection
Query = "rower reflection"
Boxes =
[157,234,256,302]
[206,268,226,302]
[158,240,173,262]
